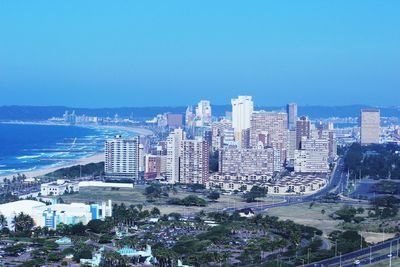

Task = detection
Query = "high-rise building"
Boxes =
[219,147,275,176]
[287,129,297,166]
[166,128,185,184]
[211,120,235,151]
[294,135,329,173]
[296,116,311,149]
[179,138,209,184]
[105,135,140,181]
[195,100,212,127]
[231,96,254,143]
[250,111,288,167]
[185,106,194,127]
[360,109,380,145]
[166,113,183,129]
[286,103,298,130]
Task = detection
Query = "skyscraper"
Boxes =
[166,128,185,184]
[105,135,140,181]
[195,100,212,127]
[179,138,209,184]
[360,109,380,145]
[286,103,298,130]
[231,96,254,143]
[250,111,288,168]
[296,116,311,149]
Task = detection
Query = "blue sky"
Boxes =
[0,1,399,107]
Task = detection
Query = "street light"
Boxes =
[308,248,311,264]
[369,246,372,264]
[339,252,342,267]
[335,239,338,257]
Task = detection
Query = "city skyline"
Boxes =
[1,1,400,107]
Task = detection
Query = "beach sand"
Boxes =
[0,123,153,181]
[0,153,104,180]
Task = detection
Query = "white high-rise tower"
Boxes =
[195,100,212,127]
[105,135,139,181]
[166,128,185,184]
[231,96,254,143]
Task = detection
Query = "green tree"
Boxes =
[13,212,34,233]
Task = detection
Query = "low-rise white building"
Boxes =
[207,173,327,195]
[41,179,79,196]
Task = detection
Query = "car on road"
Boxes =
[354,259,360,265]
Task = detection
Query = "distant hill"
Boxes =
[0,105,399,121]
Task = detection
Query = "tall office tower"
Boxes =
[195,100,212,127]
[166,128,185,184]
[219,147,275,176]
[360,109,380,145]
[296,116,311,149]
[179,138,209,185]
[250,111,288,167]
[286,103,298,130]
[231,96,254,143]
[105,135,140,181]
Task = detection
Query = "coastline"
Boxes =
[0,121,154,137]
[0,153,104,180]
[0,121,153,181]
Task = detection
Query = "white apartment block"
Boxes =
[219,147,276,175]
[166,128,185,184]
[179,138,209,184]
[105,135,139,181]
[207,174,327,195]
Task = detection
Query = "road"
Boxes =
[304,238,400,267]
[223,157,352,213]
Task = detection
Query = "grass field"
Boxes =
[56,186,278,215]
[264,202,396,244]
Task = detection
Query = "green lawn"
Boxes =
[55,186,277,215]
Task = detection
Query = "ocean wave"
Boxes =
[16,154,43,160]
[0,166,37,176]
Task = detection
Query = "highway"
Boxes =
[304,238,400,267]
[223,156,399,267]
[223,157,352,213]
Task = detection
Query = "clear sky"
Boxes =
[0,1,399,107]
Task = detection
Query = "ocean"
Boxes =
[0,123,131,177]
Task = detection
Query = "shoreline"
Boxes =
[0,121,153,181]
[0,120,154,136]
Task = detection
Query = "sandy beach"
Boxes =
[0,153,104,180]
[0,122,153,181]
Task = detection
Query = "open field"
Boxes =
[264,202,396,243]
[56,186,279,215]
